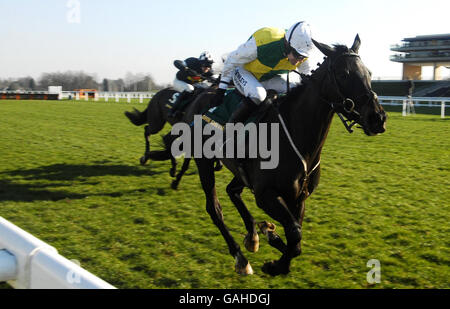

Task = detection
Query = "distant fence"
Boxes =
[0,217,115,289]
[0,91,59,100]
[61,91,155,103]
[0,91,155,103]
[378,96,450,118]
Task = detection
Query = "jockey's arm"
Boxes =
[219,37,258,90]
[174,60,187,71]
[292,58,313,85]
[175,58,201,81]
[297,57,313,76]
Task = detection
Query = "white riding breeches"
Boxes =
[173,78,210,93]
[232,66,301,105]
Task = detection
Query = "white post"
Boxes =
[94,92,99,102]
[127,94,131,103]
[85,92,89,101]
[139,94,143,103]
[442,101,446,119]
[115,94,119,103]
[75,92,80,101]
[0,217,115,289]
[105,93,109,102]
[402,100,407,116]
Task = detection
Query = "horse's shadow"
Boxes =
[0,179,87,202]
[0,163,164,203]
[2,163,162,181]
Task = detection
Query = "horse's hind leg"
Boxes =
[257,221,287,254]
[140,125,152,165]
[162,133,177,177]
[226,177,259,253]
[255,188,302,276]
[195,158,253,275]
[171,158,191,190]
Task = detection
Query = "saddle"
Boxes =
[202,88,276,128]
[167,87,205,116]
[201,89,278,189]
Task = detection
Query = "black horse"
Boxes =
[186,35,387,276]
[124,88,221,189]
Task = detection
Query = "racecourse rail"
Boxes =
[0,217,115,289]
[61,91,450,118]
[2,90,449,118]
[377,96,450,118]
[61,91,155,103]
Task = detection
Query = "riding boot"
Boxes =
[169,91,191,118]
[228,97,259,124]
[227,97,258,189]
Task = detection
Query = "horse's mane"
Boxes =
[277,44,350,113]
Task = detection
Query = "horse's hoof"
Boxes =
[244,233,259,253]
[171,181,179,190]
[258,221,276,236]
[262,260,289,276]
[235,258,253,276]
[140,156,148,165]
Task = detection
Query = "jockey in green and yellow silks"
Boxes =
[213,21,315,124]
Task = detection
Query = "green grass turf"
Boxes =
[0,99,448,289]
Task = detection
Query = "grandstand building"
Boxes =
[391,34,450,80]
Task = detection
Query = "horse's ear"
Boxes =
[351,34,361,53]
[312,39,335,57]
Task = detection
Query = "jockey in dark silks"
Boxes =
[169,51,215,118]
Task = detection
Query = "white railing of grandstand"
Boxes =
[378,96,450,118]
[0,216,115,289]
[60,91,154,103]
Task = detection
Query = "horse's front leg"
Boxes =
[195,158,253,275]
[289,198,306,256]
[255,189,302,276]
[226,177,259,253]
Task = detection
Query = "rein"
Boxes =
[275,105,320,197]
[275,51,370,195]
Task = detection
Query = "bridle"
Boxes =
[323,52,375,133]
[276,50,376,195]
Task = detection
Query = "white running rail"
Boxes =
[0,217,115,289]
[61,91,154,103]
[378,96,450,118]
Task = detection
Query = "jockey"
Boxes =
[212,21,314,123]
[169,51,215,118]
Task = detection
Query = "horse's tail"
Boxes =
[124,107,148,126]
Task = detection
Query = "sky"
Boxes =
[0,0,449,85]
